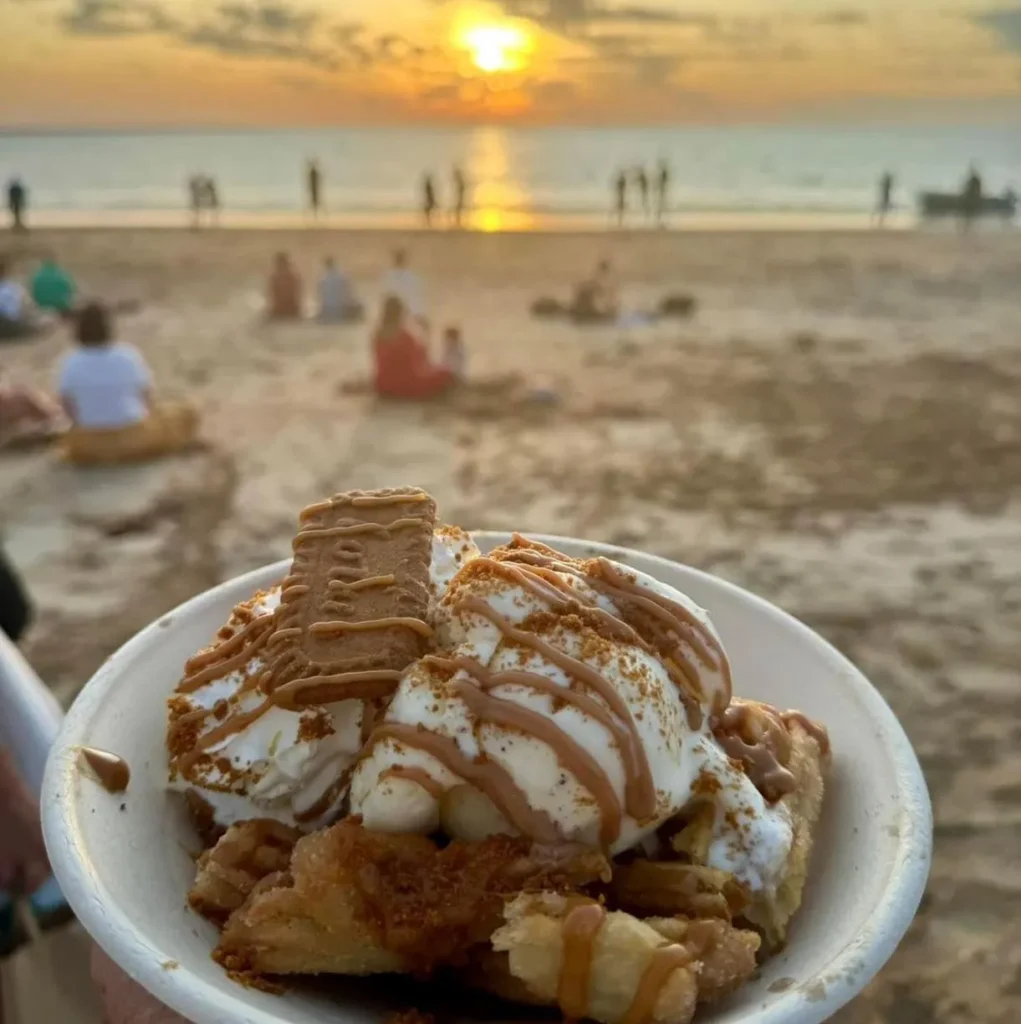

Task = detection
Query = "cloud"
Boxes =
[58,0,430,73]
[182,1,336,69]
[587,33,682,84]
[974,7,1021,51]
[495,0,703,32]
[61,0,176,36]
[815,10,869,26]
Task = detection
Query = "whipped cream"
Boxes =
[350,543,793,892]
[167,527,479,831]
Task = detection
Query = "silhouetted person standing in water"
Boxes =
[206,177,221,225]
[451,166,467,228]
[655,160,670,225]
[634,166,650,221]
[7,178,26,232]
[961,164,982,233]
[876,171,894,227]
[613,170,627,227]
[307,159,322,218]
[423,174,438,228]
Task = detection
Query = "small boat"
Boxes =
[918,191,1017,219]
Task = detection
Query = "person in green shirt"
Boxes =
[30,256,75,316]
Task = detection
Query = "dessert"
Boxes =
[166,487,831,1024]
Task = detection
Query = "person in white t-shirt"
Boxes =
[380,248,425,323]
[56,302,198,463]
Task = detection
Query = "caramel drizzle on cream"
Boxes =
[499,539,732,726]
[424,649,654,842]
[370,721,561,843]
[172,494,431,772]
[379,764,447,799]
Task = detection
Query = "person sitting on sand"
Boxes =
[317,257,363,323]
[381,248,426,324]
[267,252,303,320]
[57,302,199,464]
[0,369,65,446]
[571,258,619,323]
[441,325,466,382]
[0,262,42,342]
[30,255,76,317]
[373,296,453,401]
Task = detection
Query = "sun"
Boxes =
[458,21,532,74]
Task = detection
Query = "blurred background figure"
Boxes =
[316,256,363,323]
[0,261,42,341]
[372,295,453,400]
[441,324,466,381]
[655,159,670,225]
[961,164,983,232]
[451,165,468,228]
[205,177,220,226]
[381,248,425,324]
[58,301,199,463]
[306,158,322,218]
[266,252,303,320]
[613,169,627,227]
[0,367,64,447]
[422,173,438,228]
[876,170,895,227]
[634,165,650,221]
[187,174,202,228]
[30,255,76,317]
[6,177,27,232]
[571,257,619,323]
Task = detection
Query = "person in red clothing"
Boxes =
[373,296,454,400]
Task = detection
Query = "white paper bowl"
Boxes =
[42,533,931,1024]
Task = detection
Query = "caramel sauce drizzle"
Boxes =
[308,617,434,638]
[500,541,730,727]
[452,678,622,847]
[378,764,446,799]
[369,721,561,843]
[424,652,654,835]
[558,902,607,1021]
[293,771,349,824]
[621,923,716,1024]
[782,710,831,755]
[715,702,797,801]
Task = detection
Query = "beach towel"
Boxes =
[63,402,199,465]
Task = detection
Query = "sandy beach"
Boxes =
[1,226,1019,1021]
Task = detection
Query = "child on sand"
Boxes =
[57,302,199,464]
[441,325,466,382]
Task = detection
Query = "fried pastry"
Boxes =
[215,818,609,977]
[490,893,760,1024]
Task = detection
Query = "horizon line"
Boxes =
[3,115,1021,137]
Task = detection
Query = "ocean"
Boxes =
[1,123,1018,230]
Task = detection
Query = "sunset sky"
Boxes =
[0,0,1019,127]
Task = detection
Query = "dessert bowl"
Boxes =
[42,533,931,1024]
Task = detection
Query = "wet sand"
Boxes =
[1,226,1019,1021]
